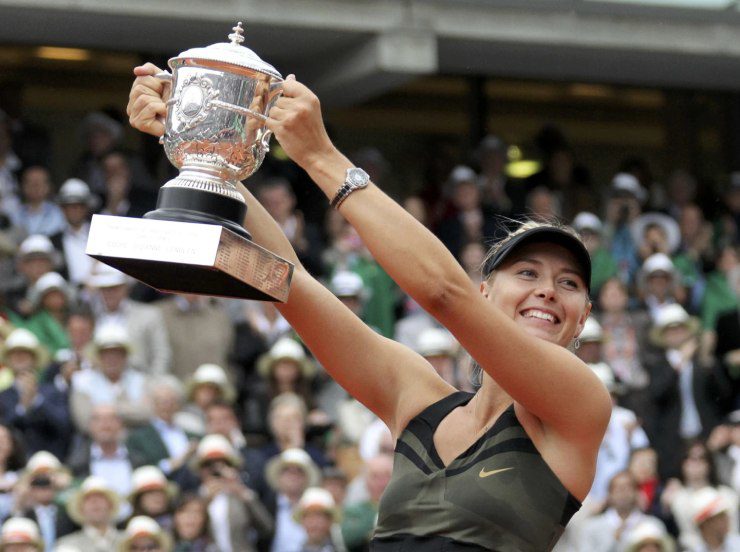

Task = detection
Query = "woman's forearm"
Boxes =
[302,148,474,312]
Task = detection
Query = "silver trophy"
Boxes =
[86,23,294,301]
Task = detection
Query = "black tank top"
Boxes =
[371,391,581,551]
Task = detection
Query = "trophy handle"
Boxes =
[155,71,174,144]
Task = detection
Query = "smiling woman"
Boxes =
[127,64,611,552]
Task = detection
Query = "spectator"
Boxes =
[647,305,729,478]
[55,475,123,551]
[675,204,714,311]
[598,277,653,419]
[329,271,368,322]
[171,493,216,552]
[706,411,740,491]
[66,404,144,497]
[701,245,739,360]
[474,135,512,214]
[21,272,73,355]
[0,109,22,216]
[5,235,58,318]
[246,339,317,437]
[638,253,685,322]
[632,212,682,265]
[574,317,604,364]
[663,441,739,550]
[294,487,344,552]
[578,471,667,552]
[0,327,48,392]
[629,447,667,518]
[158,294,234,383]
[0,329,70,460]
[49,178,95,287]
[459,240,486,284]
[40,306,95,393]
[12,451,75,550]
[623,519,676,552]
[98,150,156,218]
[193,435,273,552]
[0,517,43,552]
[126,376,198,479]
[256,393,329,475]
[525,186,562,221]
[128,466,177,531]
[265,448,320,552]
[605,172,647,284]
[257,178,324,277]
[0,423,26,520]
[9,166,65,238]
[320,467,348,510]
[587,362,650,507]
[118,516,172,552]
[436,165,499,261]
[413,327,459,388]
[70,324,151,430]
[86,264,171,376]
[74,112,124,195]
[689,486,740,552]
[573,211,618,295]
[179,364,236,436]
[714,269,740,411]
[341,454,393,552]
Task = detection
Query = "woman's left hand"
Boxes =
[266,76,337,170]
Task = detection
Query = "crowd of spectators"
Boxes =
[0,106,739,552]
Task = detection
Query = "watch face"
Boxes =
[348,168,369,186]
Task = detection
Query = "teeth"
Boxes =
[523,310,556,323]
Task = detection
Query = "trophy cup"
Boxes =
[86,22,293,301]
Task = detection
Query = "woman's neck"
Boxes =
[470,377,512,431]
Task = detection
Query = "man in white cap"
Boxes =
[639,253,685,322]
[86,263,171,375]
[265,447,320,552]
[573,211,618,294]
[414,327,459,387]
[294,487,342,552]
[605,172,646,283]
[49,178,95,286]
[5,235,57,317]
[0,517,44,552]
[70,324,151,430]
[55,476,123,551]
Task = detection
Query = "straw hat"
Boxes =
[649,304,700,349]
[265,448,320,491]
[192,434,242,470]
[0,518,43,551]
[579,317,604,344]
[128,466,178,503]
[631,212,681,255]
[66,476,120,525]
[27,272,74,310]
[186,363,236,404]
[256,337,315,379]
[623,519,674,552]
[93,324,132,354]
[19,451,70,488]
[691,487,732,526]
[118,516,172,552]
[1,328,48,368]
[293,487,341,523]
[415,328,457,358]
[87,263,129,289]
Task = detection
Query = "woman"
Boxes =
[128,66,610,551]
[172,494,217,552]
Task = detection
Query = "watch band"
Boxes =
[330,167,369,209]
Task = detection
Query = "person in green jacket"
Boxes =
[341,454,393,551]
[572,212,618,295]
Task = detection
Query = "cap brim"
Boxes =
[484,227,592,293]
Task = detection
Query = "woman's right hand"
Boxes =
[127,62,168,137]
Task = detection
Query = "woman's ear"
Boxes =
[480,280,490,299]
[575,301,593,338]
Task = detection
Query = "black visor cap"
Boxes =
[483,226,592,294]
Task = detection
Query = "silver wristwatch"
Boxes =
[331,167,370,209]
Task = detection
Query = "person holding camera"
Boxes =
[193,435,273,552]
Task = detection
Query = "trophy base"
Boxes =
[86,215,293,302]
[144,186,251,240]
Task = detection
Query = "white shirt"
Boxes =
[34,503,57,551]
[72,367,147,407]
[89,444,133,497]
[151,417,189,474]
[208,492,231,552]
[62,223,93,285]
[590,405,650,503]
[270,494,306,552]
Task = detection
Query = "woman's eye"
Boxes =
[561,279,579,289]
[518,269,536,277]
